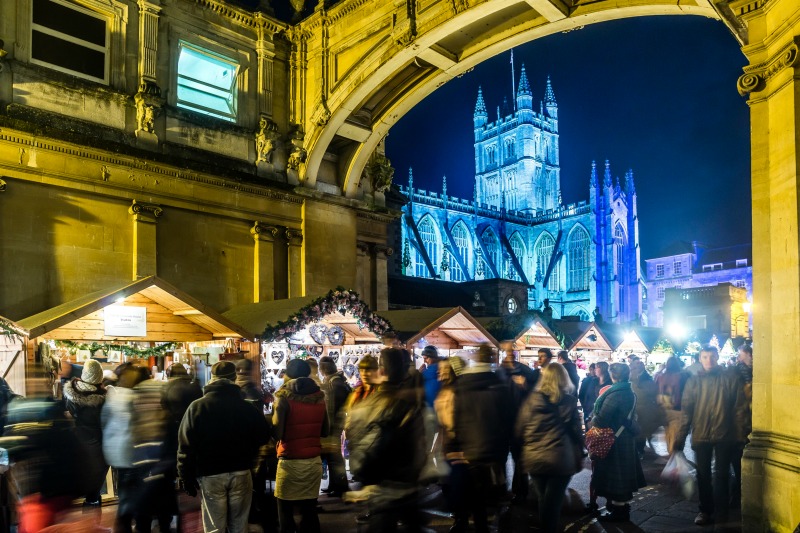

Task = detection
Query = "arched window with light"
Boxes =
[416,216,439,278]
[614,223,626,312]
[450,222,471,282]
[482,228,501,277]
[568,226,590,291]
[509,232,525,281]
[535,233,559,291]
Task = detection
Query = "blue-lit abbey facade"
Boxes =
[395,69,643,323]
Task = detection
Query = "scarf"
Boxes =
[593,380,631,416]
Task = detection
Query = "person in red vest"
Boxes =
[272,358,330,533]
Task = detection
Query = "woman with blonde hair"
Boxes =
[516,363,584,532]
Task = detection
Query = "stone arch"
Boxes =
[481,226,502,276]
[567,224,591,291]
[450,219,473,281]
[533,231,558,291]
[297,2,720,197]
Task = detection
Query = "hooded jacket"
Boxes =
[273,377,329,459]
[516,391,583,476]
[63,379,106,444]
[677,365,750,447]
[101,386,135,468]
[177,379,270,482]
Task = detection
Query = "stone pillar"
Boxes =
[251,222,278,302]
[286,228,304,298]
[356,241,370,303]
[373,245,393,312]
[128,200,162,280]
[736,2,800,530]
[135,0,163,148]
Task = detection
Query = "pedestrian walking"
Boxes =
[730,344,753,508]
[675,346,749,529]
[630,359,665,458]
[557,351,581,393]
[319,355,351,497]
[500,343,536,504]
[516,363,584,533]
[272,358,329,533]
[578,363,599,423]
[654,356,688,455]
[177,361,271,533]
[589,362,646,522]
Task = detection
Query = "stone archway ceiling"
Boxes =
[294,0,743,197]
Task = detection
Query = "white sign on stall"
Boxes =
[104,306,147,337]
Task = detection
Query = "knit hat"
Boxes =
[168,363,188,377]
[358,354,378,371]
[235,358,252,375]
[210,361,236,382]
[421,345,439,360]
[81,359,104,385]
[285,358,311,379]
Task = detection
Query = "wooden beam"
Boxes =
[524,0,568,22]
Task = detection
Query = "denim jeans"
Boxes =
[198,470,252,533]
[530,474,572,533]
[693,442,736,521]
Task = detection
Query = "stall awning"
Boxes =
[377,307,498,349]
[510,317,562,351]
[18,276,253,341]
[555,321,614,352]
[223,289,390,343]
[599,323,651,353]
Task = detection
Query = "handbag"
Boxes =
[585,394,637,459]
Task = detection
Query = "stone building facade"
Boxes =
[0,0,395,320]
[393,72,643,323]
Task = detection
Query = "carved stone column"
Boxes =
[128,200,162,280]
[251,222,278,302]
[373,245,393,312]
[735,2,800,529]
[286,228,304,298]
[356,241,371,305]
[135,0,163,148]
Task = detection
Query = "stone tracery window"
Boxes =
[568,226,590,291]
[450,222,470,282]
[417,216,439,278]
[482,228,501,277]
[509,233,525,281]
[536,233,558,292]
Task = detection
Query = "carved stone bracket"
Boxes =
[255,117,280,165]
[365,152,395,193]
[251,221,279,241]
[356,241,371,254]
[738,37,800,95]
[0,178,7,192]
[286,228,303,246]
[129,199,163,218]
[312,103,332,127]
[134,80,165,137]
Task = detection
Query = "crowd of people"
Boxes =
[0,340,753,533]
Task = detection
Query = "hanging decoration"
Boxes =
[261,287,393,342]
[403,239,411,268]
[271,350,285,365]
[0,317,26,342]
[307,324,346,345]
[55,340,176,358]
[440,246,449,273]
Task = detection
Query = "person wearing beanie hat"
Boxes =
[178,355,270,533]
[346,356,380,411]
[272,356,329,532]
[421,346,442,407]
[62,358,109,508]
[345,348,426,530]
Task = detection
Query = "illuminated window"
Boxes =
[417,216,439,278]
[482,228,501,276]
[656,264,664,278]
[703,263,723,272]
[177,41,239,122]
[568,227,590,291]
[536,233,559,291]
[735,280,746,288]
[674,260,682,276]
[657,287,665,299]
[450,222,470,282]
[509,233,525,281]
[736,259,748,267]
[30,0,110,83]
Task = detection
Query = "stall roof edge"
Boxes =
[377,306,499,347]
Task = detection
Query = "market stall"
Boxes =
[504,316,562,365]
[0,317,28,396]
[223,288,392,389]
[376,307,498,366]
[601,324,652,362]
[556,320,614,363]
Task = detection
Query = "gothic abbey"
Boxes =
[395,67,643,323]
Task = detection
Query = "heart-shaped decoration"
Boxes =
[329,351,340,364]
[308,345,323,357]
[271,350,284,364]
[343,363,356,378]
[309,324,328,345]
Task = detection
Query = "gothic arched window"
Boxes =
[536,233,559,291]
[568,226,590,291]
[509,233,525,281]
[416,216,439,278]
[482,228,501,277]
[615,223,626,312]
[451,222,470,282]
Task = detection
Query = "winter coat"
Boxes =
[421,362,442,407]
[654,370,687,411]
[562,361,581,393]
[677,365,749,447]
[501,361,537,410]
[101,386,135,468]
[516,391,584,476]
[273,377,328,459]
[449,369,514,464]
[177,379,270,483]
[578,375,600,418]
[320,371,350,434]
[630,372,666,439]
[347,380,425,486]
[590,382,646,501]
[63,379,106,445]
[162,376,203,427]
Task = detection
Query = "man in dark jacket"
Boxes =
[557,350,580,393]
[319,355,350,496]
[500,343,536,503]
[448,344,514,533]
[178,361,271,533]
[676,346,749,529]
[347,348,426,532]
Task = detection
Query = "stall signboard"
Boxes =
[104,306,147,337]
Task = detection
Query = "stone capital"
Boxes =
[738,36,800,96]
[129,199,163,221]
[374,244,394,257]
[286,228,303,246]
[251,221,279,241]
[356,241,371,254]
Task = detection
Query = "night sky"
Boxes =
[386,16,751,261]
